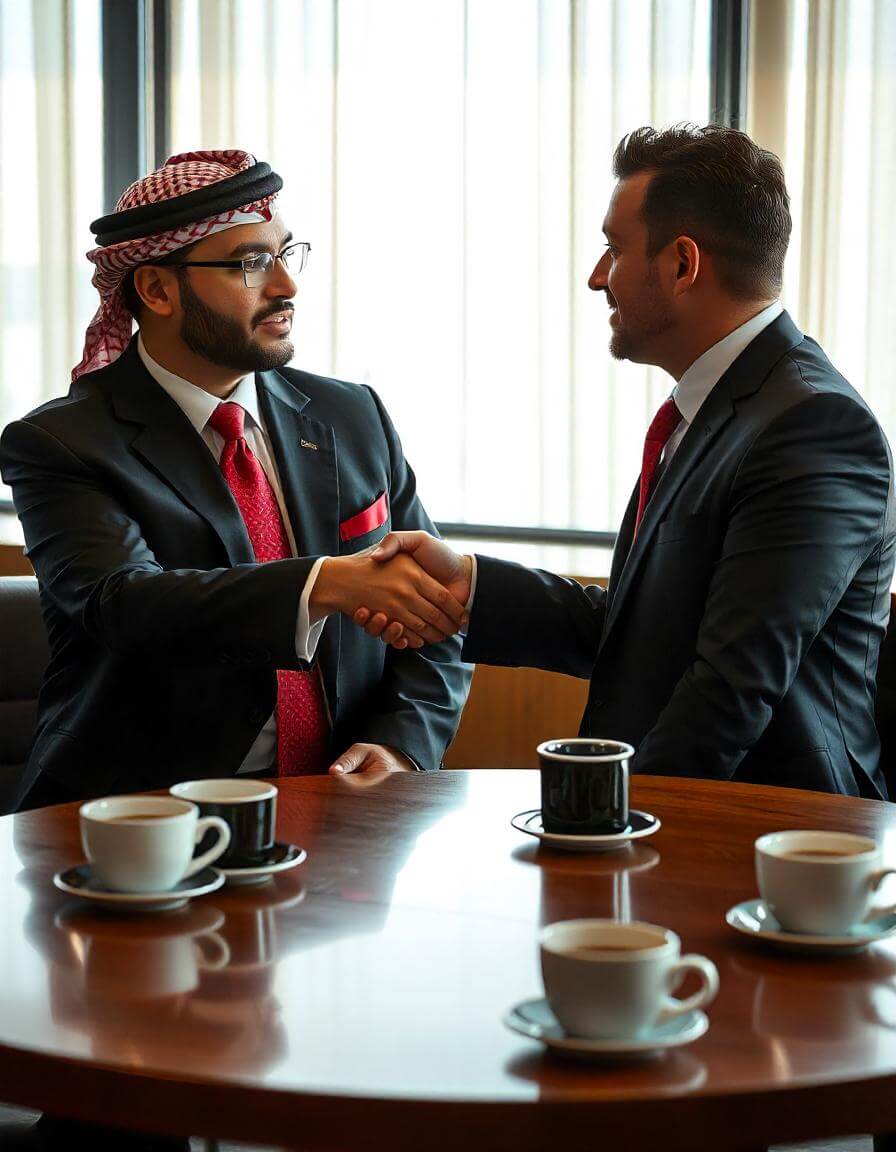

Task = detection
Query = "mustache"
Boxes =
[603,290,617,309]
[253,301,295,326]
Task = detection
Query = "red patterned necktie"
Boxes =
[209,401,329,775]
[633,396,683,538]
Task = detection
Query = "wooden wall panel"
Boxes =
[443,575,603,769]
[443,665,589,769]
[0,545,31,576]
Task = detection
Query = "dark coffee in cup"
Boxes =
[170,780,277,868]
[575,944,651,954]
[779,849,856,860]
[537,738,632,835]
[106,814,170,823]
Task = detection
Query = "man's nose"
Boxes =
[588,250,611,291]
[267,258,297,299]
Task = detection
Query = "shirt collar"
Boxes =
[137,334,262,436]
[673,300,784,425]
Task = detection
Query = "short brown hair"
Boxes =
[613,124,791,300]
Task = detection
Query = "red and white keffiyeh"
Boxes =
[73,149,278,381]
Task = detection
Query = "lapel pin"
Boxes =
[300,438,319,451]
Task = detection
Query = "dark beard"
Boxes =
[606,266,674,363]
[178,275,294,372]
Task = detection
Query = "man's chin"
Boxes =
[609,332,632,361]
[248,338,294,371]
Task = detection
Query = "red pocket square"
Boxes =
[340,492,389,542]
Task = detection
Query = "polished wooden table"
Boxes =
[2,770,896,1151]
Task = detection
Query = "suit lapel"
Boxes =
[108,343,254,565]
[599,310,805,651]
[256,369,340,559]
[599,387,735,649]
[257,368,342,711]
[606,481,639,612]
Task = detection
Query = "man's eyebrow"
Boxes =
[226,232,294,258]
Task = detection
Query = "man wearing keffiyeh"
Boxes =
[0,149,470,816]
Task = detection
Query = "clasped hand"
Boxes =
[312,532,471,650]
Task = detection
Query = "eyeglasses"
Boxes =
[161,241,311,288]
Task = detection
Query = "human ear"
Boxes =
[132,266,177,318]
[671,236,700,296]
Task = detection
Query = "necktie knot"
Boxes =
[645,396,682,445]
[209,401,245,442]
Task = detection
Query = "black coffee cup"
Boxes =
[170,779,277,868]
[537,738,633,835]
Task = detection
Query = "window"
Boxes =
[0,0,103,449]
[166,0,712,539]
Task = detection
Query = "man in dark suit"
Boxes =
[0,149,470,816]
[360,125,895,799]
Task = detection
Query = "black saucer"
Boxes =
[216,842,307,886]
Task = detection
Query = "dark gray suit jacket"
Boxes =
[465,312,895,797]
[0,340,471,804]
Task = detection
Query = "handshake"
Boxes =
[311,531,473,649]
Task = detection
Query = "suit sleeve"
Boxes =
[462,556,605,679]
[635,392,893,779]
[0,417,315,669]
[350,389,472,770]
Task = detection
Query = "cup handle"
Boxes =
[185,816,231,878]
[864,868,896,921]
[193,932,231,972]
[658,955,720,1024]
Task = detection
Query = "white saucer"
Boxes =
[510,809,660,853]
[217,842,306,887]
[726,898,896,953]
[504,997,708,1059]
[54,864,224,912]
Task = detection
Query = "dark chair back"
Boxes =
[0,577,49,813]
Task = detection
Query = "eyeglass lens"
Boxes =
[244,243,309,287]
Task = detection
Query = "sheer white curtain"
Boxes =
[0,0,103,445]
[168,0,711,541]
[748,0,896,446]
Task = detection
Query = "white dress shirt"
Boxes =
[663,299,783,464]
[137,336,326,774]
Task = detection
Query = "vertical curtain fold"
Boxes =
[749,0,896,454]
[0,0,101,445]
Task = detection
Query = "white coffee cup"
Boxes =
[539,919,719,1040]
[755,830,896,935]
[80,796,231,893]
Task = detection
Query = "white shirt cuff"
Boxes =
[296,556,328,662]
[466,555,478,610]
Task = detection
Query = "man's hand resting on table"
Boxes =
[351,532,473,650]
[329,744,416,775]
[311,548,467,645]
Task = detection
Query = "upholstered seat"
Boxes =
[0,577,49,814]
